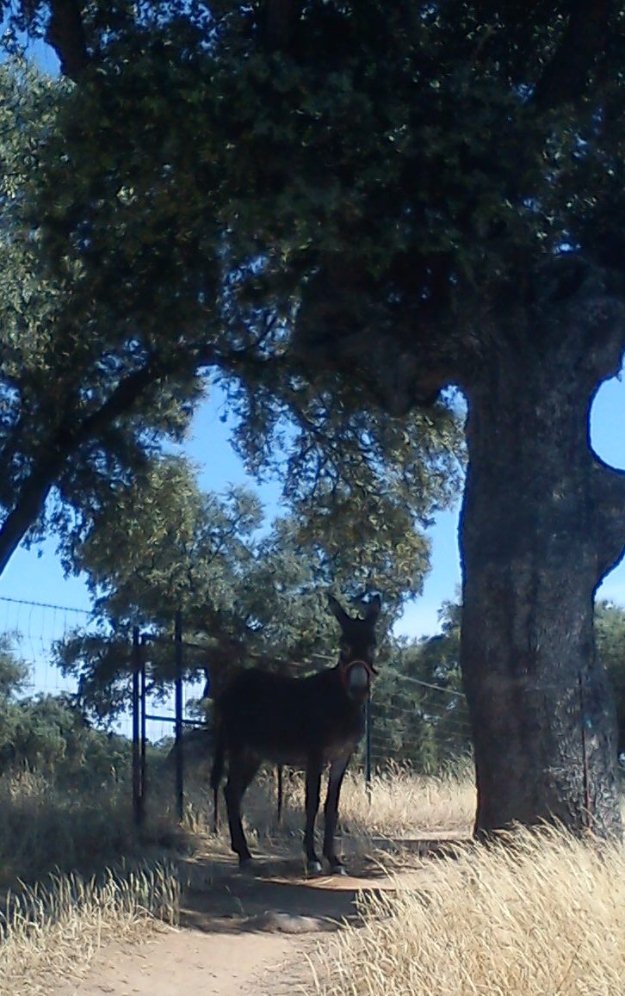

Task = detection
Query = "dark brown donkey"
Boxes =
[210,593,381,874]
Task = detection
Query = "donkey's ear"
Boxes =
[364,594,382,622]
[327,593,350,625]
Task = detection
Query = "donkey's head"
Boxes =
[327,593,381,701]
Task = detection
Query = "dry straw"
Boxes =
[0,861,180,996]
[183,760,476,847]
[316,825,625,996]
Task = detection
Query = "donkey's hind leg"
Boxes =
[224,753,260,867]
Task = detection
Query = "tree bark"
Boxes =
[459,295,625,837]
[45,0,90,80]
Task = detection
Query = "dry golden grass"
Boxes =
[8,759,625,996]
[0,768,185,996]
[0,760,471,995]
[338,761,475,837]
[179,760,476,855]
[0,861,180,996]
[316,825,625,996]
[0,771,140,886]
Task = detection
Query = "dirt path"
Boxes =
[50,838,460,996]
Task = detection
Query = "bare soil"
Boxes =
[49,837,464,996]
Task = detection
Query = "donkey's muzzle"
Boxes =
[342,660,376,700]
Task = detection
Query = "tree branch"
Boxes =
[44,0,90,81]
[0,341,219,578]
[291,262,461,415]
[533,1,611,109]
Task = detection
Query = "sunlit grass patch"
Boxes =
[316,825,625,995]
[180,760,475,859]
[0,861,180,996]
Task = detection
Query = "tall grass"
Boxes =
[0,861,180,996]
[0,758,475,993]
[0,771,138,886]
[0,767,186,995]
[337,761,475,837]
[0,768,194,887]
[181,761,476,853]
[316,826,625,996]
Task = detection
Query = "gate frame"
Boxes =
[132,611,208,827]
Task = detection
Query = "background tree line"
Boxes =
[3,592,625,782]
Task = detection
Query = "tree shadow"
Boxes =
[178,834,470,935]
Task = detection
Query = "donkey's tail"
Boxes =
[210,723,225,833]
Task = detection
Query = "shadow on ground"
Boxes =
[177,835,468,936]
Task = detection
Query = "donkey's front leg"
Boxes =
[224,754,259,867]
[304,757,323,875]
[323,755,350,874]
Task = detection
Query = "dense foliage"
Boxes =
[3,2,625,830]
[0,635,132,785]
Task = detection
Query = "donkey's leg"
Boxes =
[323,755,350,874]
[276,765,284,826]
[224,753,260,867]
[304,757,323,875]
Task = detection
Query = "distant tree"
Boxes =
[372,601,470,772]
[1,692,133,787]
[0,631,128,783]
[595,601,625,759]
[56,457,264,719]
[56,450,446,720]
[0,634,30,701]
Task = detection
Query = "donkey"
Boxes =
[210,593,381,875]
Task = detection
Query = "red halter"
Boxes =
[338,658,378,692]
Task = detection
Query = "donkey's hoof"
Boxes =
[307,860,323,876]
[330,864,348,876]
[238,857,254,872]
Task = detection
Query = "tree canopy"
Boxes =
[0,39,462,584]
[3,1,625,834]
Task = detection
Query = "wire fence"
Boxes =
[367,670,472,774]
[0,594,92,696]
[0,594,474,821]
[0,595,206,740]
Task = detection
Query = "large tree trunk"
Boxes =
[460,310,625,837]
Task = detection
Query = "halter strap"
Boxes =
[338,658,378,691]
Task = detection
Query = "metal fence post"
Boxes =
[132,627,144,828]
[578,671,592,829]
[174,610,184,823]
[140,633,147,816]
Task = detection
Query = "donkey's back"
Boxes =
[217,666,364,765]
